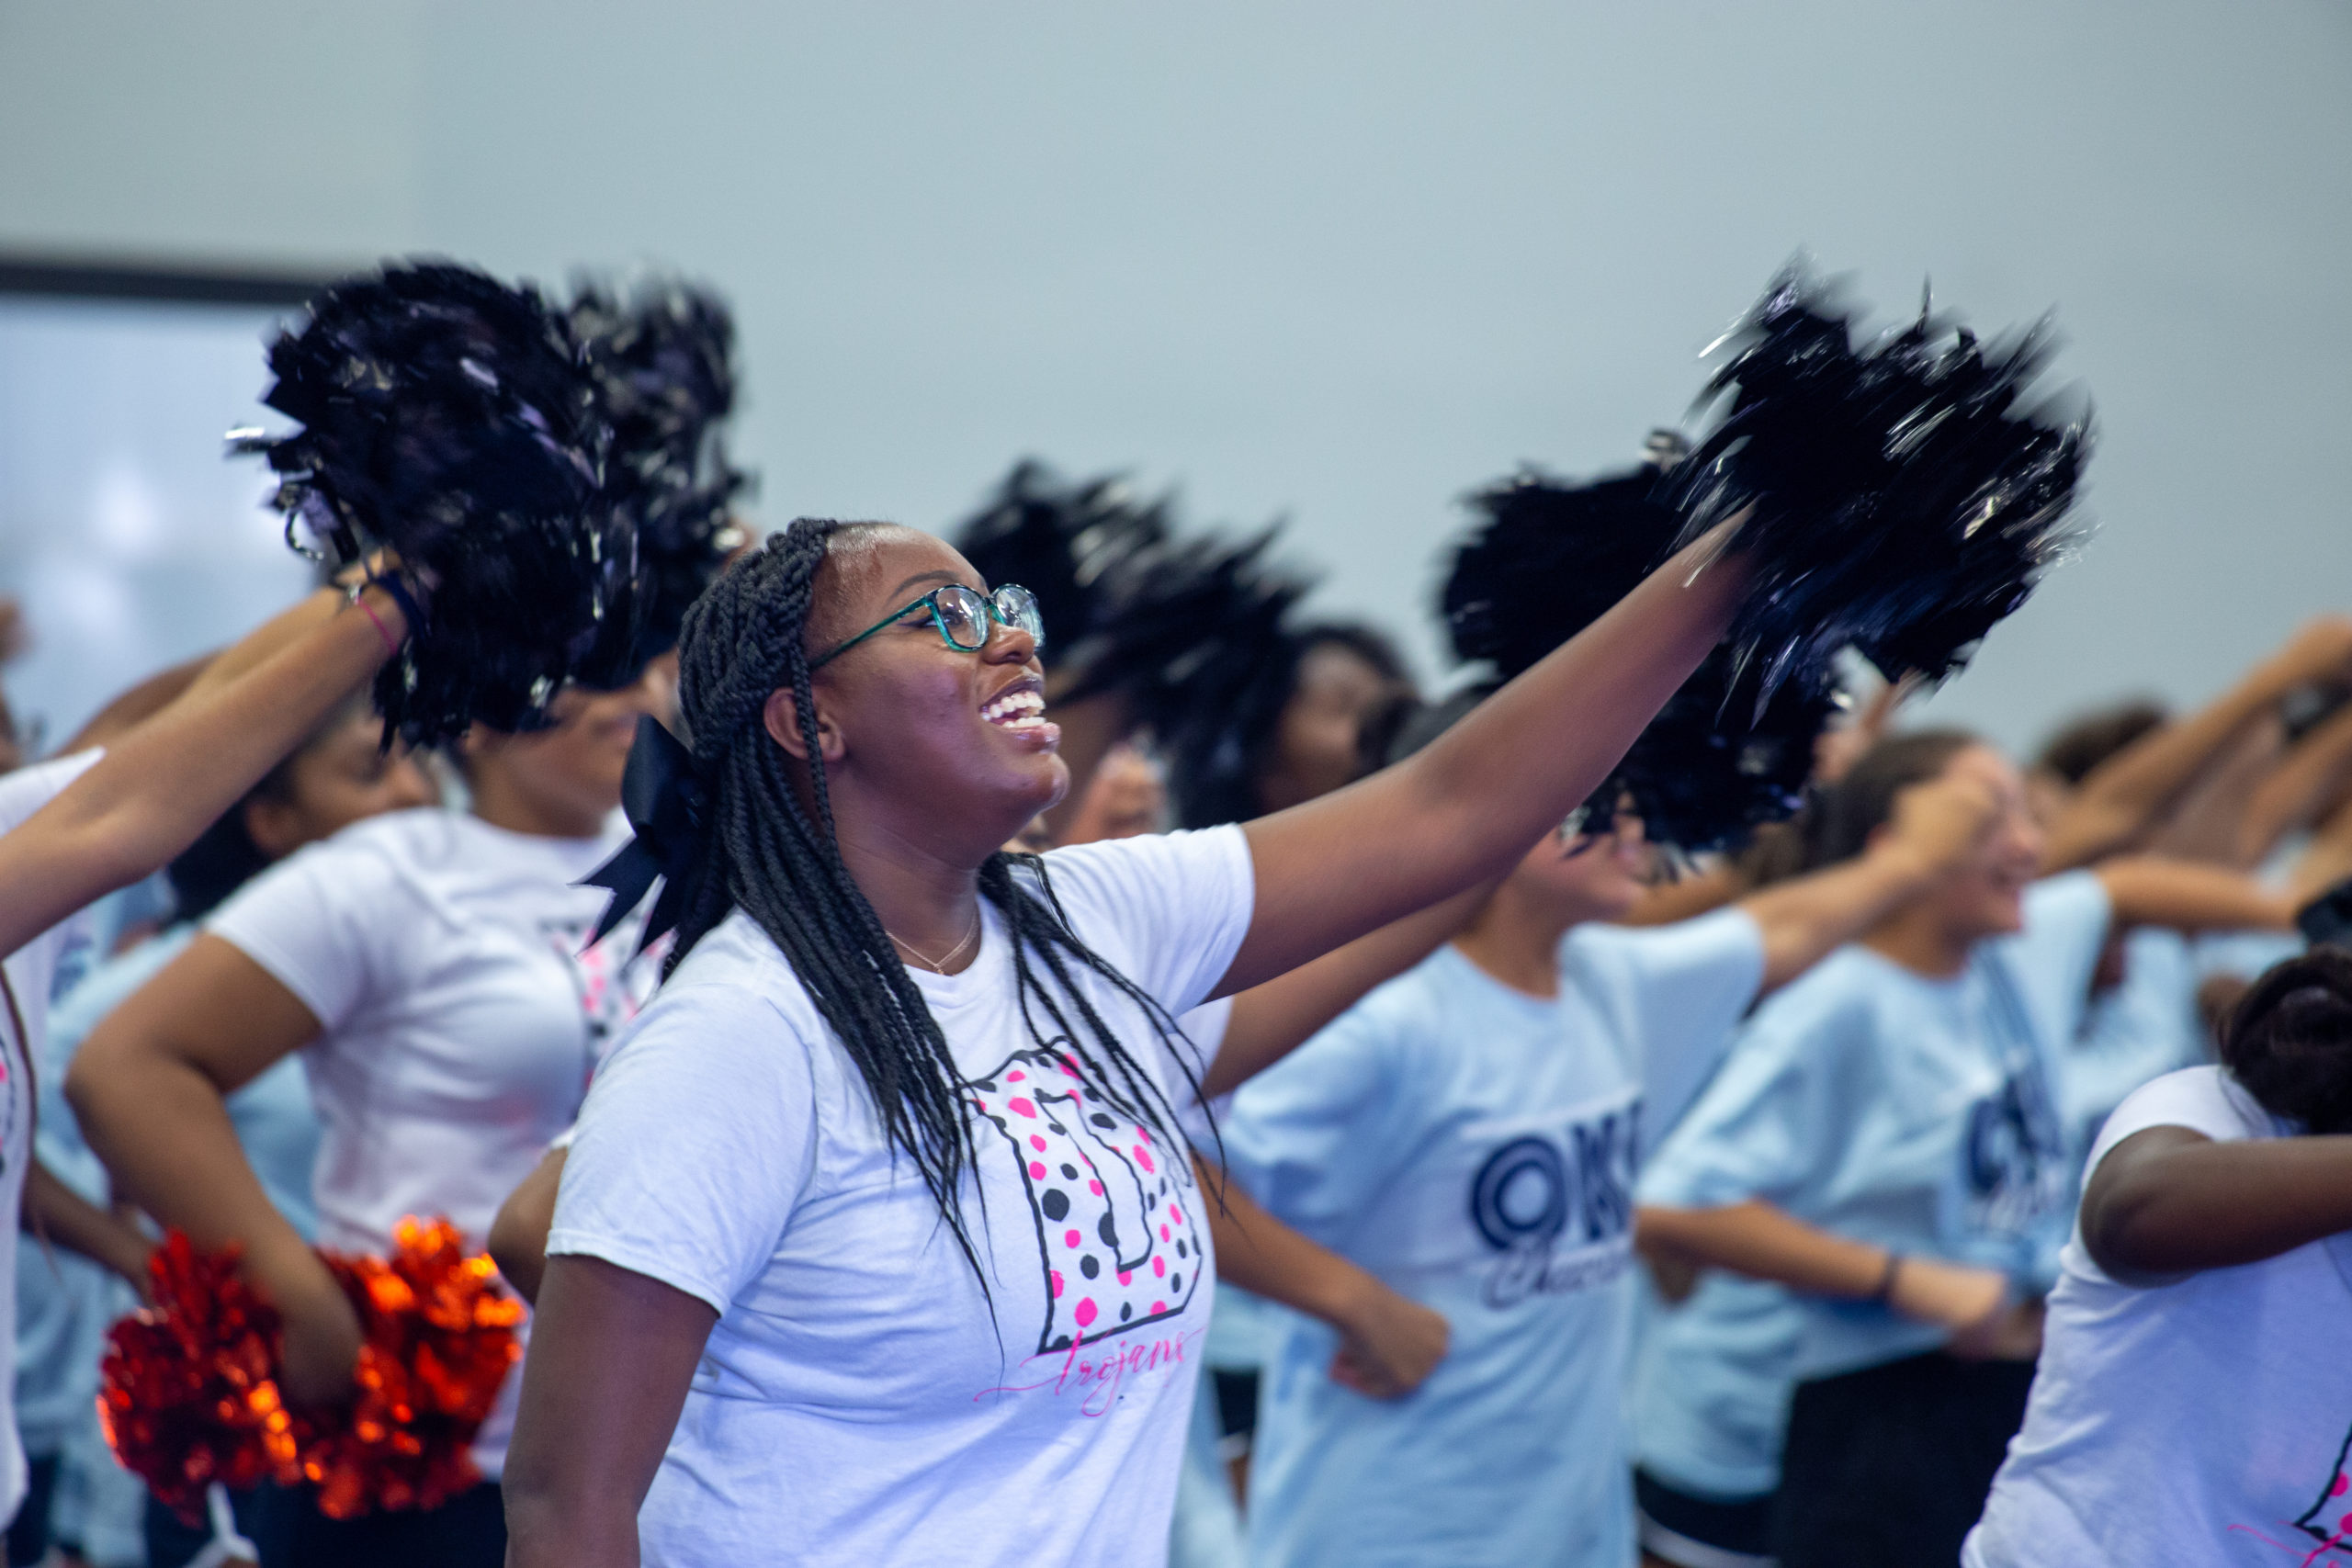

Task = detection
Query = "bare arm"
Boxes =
[1200,881,1493,1099]
[2080,1124,2352,1282]
[22,1159,153,1292]
[1736,770,1998,995]
[1619,863,1748,929]
[1634,1200,2008,1338]
[504,1255,718,1568]
[2041,616,2352,874]
[0,585,401,962]
[2094,857,2296,935]
[2234,702,2352,868]
[1197,1156,1447,1399]
[64,934,360,1403]
[1225,527,1747,995]
[492,1146,568,1306]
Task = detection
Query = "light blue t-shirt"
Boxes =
[1647,873,2111,1383]
[1221,908,1766,1568]
[1627,1252,1804,1503]
[2055,927,2205,1166]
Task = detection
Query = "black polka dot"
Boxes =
[989,1116,1007,1131]
[1041,1190,1069,1222]
[1170,1273,1182,1292]
[1091,1113,1117,1128]
[1176,1239,1188,1259]
[1046,1120,1066,1134]
[1080,1255,1101,1279]
[974,1079,997,1092]
[1120,1303,1134,1322]
[1098,1213,1119,1247]
[1060,1163,1079,1179]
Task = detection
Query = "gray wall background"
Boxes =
[4,0,2347,752]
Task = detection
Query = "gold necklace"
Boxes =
[889,909,982,974]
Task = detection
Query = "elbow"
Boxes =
[2079,1179,2173,1280]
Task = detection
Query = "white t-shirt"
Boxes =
[0,749,104,1519]
[1965,1066,2352,1566]
[208,807,661,1475]
[1648,873,2112,1382]
[1218,908,1767,1568]
[548,826,1255,1568]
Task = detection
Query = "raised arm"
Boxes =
[1201,881,1493,1098]
[0,584,401,961]
[64,935,361,1403]
[2093,857,2298,935]
[1225,528,1747,994]
[1736,770,1997,995]
[2079,1125,2352,1282]
[1196,1155,1447,1399]
[2041,616,2352,874]
[2233,701,2352,869]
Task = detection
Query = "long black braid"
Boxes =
[668,518,1210,1275]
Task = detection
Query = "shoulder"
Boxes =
[1745,946,1886,1035]
[2093,1066,2274,1161]
[2022,868,2112,937]
[1035,821,1249,898]
[1565,905,1764,984]
[616,913,825,1066]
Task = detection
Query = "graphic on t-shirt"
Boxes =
[1464,1088,1641,1308]
[967,1045,1203,1354]
[541,913,668,1071]
[1963,1063,2069,1240]
[2287,1422,2352,1562]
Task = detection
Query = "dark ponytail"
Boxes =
[668,520,1204,1276]
[2221,950,2352,1134]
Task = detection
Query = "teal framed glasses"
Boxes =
[809,582,1046,670]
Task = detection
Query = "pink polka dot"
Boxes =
[1059,1055,1081,1077]
[973,1099,987,1112]
[1030,1162,1048,1179]
[1134,1146,1156,1173]
[1154,1257,1167,1278]
[1118,1270,1133,1286]
[1051,1270,1065,1298]
[1136,1126,1152,1144]
[1066,1229,1083,1248]
[1089,1179,1103,1195]
[1152,1301,1166,1313]
[1169,1202,1182,1221]
[2335,1475,2349,1498]
[1029,1134,1047,1152]
[1160,1224,1170,1241]
[1075,1298,1099,1328]
[1006,1069,1026,1082]
[1010,1098,1037,1118]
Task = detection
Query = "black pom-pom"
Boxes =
[1068,527,1313,828]
[1670,266,2089,698]
[949,461,1170,673]
[235,262,629,744]
[1443,437,1838,856]
[570,277,752,675]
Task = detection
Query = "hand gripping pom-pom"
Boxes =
[98,1234,301,1524]
[234,262,634,745]
[296,1217,526,1519]
[1669,265,2089,701]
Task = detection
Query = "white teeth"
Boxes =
[982,689,1046,726]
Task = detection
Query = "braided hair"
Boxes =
[669,519,1209,1275]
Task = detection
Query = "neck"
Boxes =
[466,768,608,840]
[828,795,989,976]
[1861,903,1974,979]
[1451,883,1581,999]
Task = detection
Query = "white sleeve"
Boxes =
[547,986,821,1314]
[0,749,102,835]
[206,838,403,1032]
[1566,907,1767,1138]
[2081,1066,2264,1182]
[1034,825,1255,1013]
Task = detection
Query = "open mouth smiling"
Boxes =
[981,686,1051,733]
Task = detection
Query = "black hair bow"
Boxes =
[581,715,709,953]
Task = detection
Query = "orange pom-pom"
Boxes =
[295,1216,525,1519]
[98,1233,301,1523]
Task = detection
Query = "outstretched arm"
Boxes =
[1736,770,1997,995]
[2041,616,2352,874]
[1202,881,1493,1098]
[2093,857,2297,935]
[2080,1126,2352,1282]
[1198,1156,1447,1399]
[1224,527,1747,995]
[0,584,402,962]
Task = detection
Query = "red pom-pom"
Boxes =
[296,1216,525,1519]
[98,1233,301,1523]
